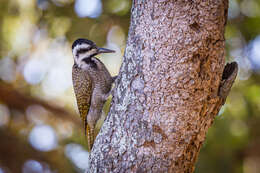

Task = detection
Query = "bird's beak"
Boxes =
[97,47,115,54]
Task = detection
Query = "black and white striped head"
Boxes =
[72,38,115,68]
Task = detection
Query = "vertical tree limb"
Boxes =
[88,0,237,172]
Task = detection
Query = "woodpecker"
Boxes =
[72,38,116,151]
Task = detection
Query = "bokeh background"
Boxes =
[0,0,259,172]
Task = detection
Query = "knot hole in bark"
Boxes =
[218,62,238,99]
[221,62,238,80]
[190,22,200,33]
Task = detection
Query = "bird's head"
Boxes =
[72,38,115,67]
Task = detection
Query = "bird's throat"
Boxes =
[82,57,97,69]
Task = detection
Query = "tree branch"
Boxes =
[0,83,80,125]
[88,1,236,172]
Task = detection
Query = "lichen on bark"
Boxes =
[88,0,237,172]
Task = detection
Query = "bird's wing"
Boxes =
[72,65,92,133]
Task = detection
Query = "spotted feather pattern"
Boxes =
[72,64,93,149]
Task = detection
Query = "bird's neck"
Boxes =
[74,56,98,69]
[82,57,97,68]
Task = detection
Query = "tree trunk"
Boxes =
[88,0,237,172]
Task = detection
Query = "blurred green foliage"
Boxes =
[0,0,260,173]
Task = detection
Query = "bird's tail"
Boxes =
[86,124,94,151]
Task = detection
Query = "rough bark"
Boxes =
[88,0,237,172]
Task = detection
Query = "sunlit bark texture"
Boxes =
[88,0,237,172]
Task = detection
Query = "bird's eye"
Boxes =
[82,58,91,64]
[76,48,91,57]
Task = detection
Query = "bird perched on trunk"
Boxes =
[71,38,117,151]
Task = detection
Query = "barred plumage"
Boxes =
[72,38,116,151]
